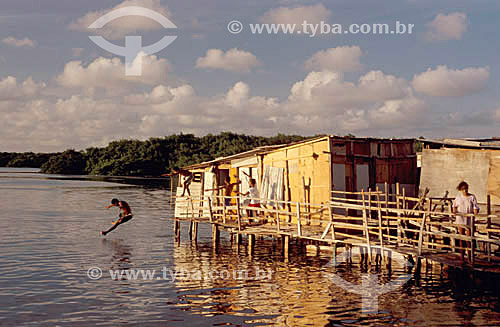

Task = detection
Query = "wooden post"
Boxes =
[237,197,242,232]
[189,221,193,240]
[189,197,195,219]
[212,224,220,245]
[174,220,180,242]
[208,197,214,223]
[487,195,492,262]
[361,190,372,263]
[296,202,302,236]
[449,200,456,253]
[368,188,372,219]
[377,191,383,248]
[417,201,430,255]
[284,235,289,257]
[170,177,174,209]
[402,187,406,211]
[223,196,227,223]
[396,182,402,246]
[193,222,198,242]
[384,182,390,239]
[276,205,280,232]
[248,234,255,255]
[470,216,475,267]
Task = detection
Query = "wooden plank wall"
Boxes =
[262,138,331,205]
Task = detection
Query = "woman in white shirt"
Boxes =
[452,181,479,262]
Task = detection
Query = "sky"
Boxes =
[1,0,499,152]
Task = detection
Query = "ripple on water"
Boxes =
[1,170,500,326]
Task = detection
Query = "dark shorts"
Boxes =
[184,174,194,186]
[119,214,133,224]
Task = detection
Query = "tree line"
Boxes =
[2,133,308,176]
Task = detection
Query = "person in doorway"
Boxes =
[452,181,479,262]
[162,167,193,197]
[101,198,133,236]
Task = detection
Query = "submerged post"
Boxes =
[212,224,220,245]
[284,235,289,258]
[248,234,255,255]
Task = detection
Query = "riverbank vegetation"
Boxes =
[3,133,307,176]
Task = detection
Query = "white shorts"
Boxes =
[455,215,470,226]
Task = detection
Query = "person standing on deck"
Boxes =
[239,178,261,218]
[162,167,193,197]
[101,198,133,236]
[452,181,479,262]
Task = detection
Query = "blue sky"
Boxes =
[0,0,499,152]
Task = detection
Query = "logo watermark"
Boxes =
[88,6,177,76]
[228,20,415,37]
[323,246,412,314]
[87,266,273,282]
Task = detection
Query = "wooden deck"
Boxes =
[172,185,500,274]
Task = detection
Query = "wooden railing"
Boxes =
[173,185,500,267]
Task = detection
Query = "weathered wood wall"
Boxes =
[420,148,500,204]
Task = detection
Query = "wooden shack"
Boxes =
[174,136,417,217]
[420,138,500,205]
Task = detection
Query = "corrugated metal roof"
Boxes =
[183,144,287,169]
[421,138,500,149]
[183,135,417,169]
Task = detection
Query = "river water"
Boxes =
[1,168,499,326]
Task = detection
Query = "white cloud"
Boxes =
[283,69,425,134]
[69,0,172,40]
[260,3,332,26]
[305,46,363,72]
[425,12,467,41]
[289,70,411,108]
[196,48,261,73]
[2,36,36,48]
[412,65,489,97]
[56,53,171,94]
[0,76,45,101]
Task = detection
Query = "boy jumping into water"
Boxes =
[101,198,133,236]
[162,167,193,197]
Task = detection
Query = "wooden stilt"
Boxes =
[417,202,430,256]
[174,220,180,242]
[248,234,255,255]
[212,224,219,245]
[284,235,289,257]
[188,221,193,240]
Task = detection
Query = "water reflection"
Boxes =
[1,169,499,326]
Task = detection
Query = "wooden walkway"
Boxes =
[172,184,500,274]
